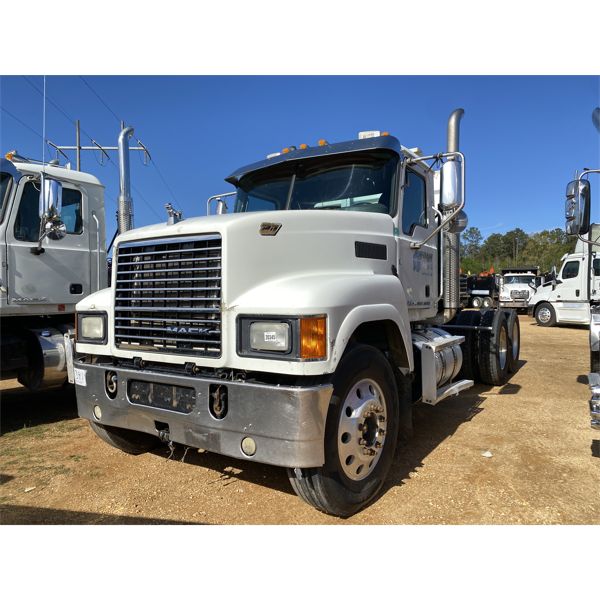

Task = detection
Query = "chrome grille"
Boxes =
[114,235,222,356]
[510,290,529,299]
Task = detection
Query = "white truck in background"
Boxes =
[528,233,599,327]
[72,109,522,517]
[498,266,540,312]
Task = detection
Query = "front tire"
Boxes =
[288,344,400,517]
[535,302,556,327]
[89,421,160,455]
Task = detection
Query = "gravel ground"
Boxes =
[1,316,598,524]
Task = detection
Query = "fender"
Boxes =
[331,303,413,372]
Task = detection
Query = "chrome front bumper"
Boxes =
[74,360,333,467]
[499,299,528,309]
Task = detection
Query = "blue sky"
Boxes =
[1,75,599,243]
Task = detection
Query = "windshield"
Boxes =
[504,275,535,285]
[0,171,13,217]
[234,151,398,215]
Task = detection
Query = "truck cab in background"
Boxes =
[0,156,107,390]
[529,228,600,327]
[498,266,540,312]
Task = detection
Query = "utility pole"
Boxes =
[46,121,150,172]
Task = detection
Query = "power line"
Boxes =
[23,76,164,223]
[1,106,43,140]
[22,76,95,142]
[78,76,122,124]
[78,76,182,212]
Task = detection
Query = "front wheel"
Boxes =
[288,344,400,517]
[535,302,556,327]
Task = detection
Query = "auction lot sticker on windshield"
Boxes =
[74,368,87,387]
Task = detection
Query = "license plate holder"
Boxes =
[128,380,196,414]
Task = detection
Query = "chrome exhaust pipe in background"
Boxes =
[117,126,134,234]
[443,108,465,321]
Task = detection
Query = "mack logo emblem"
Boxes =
[166,326,215,335]
[260,222,282,236]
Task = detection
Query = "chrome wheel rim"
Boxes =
[499,326,508,370]
[337,378,387,481]
[537,307,551,324]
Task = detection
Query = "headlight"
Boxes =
[238,315,327,361]
[250,322,291,352]
[77,312,107,344]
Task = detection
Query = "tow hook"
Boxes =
[209,384,228,419]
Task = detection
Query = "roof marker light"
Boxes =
[299,143,308,150]
[318,139,328,146]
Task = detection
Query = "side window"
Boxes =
[593,258,600,277]
[14,182,82,242]
[402,170,427,235]
[14,181,41,242]
[562,260,579,280]
[60,188,83,234]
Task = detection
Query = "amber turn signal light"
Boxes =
[299,316,327,360]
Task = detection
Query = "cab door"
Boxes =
[5,177,92,311]
[554,256,588,323]
[395,162,438,320]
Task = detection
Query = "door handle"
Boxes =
[576,289,580,297]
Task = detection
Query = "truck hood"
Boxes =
[113,210,398,305]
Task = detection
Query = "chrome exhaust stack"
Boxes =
[117,127,134,234]
[443,109,464,322]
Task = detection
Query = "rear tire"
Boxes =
[89,421,160,455]
[478,310,510,386]
[482,296,493,308]
[453,310,482,381]
[471,297,482,308]
[505,310,521,373]
[535,302,556,327]
[287,344,400,517]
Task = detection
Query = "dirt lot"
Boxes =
[1,316,598,525]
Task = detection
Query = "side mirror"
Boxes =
[46,220,67,241]
[565,179,590,235]
[441,160,462,209]
[39,177,63,218]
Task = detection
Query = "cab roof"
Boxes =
[6,160,103,187]
[225,135,402,186]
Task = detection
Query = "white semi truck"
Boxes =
[0,128,138,392]
[72,109,521,516]
[528,234,599,327]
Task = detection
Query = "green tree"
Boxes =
[520,228,576,272]
[460,227,483,258]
